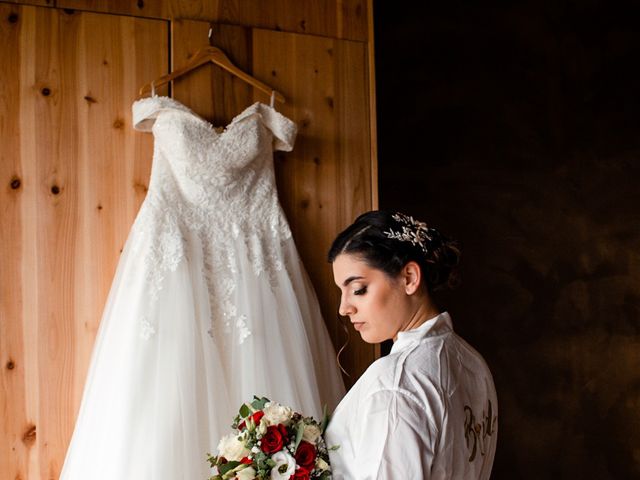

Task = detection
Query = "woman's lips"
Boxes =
[352,322,365,331]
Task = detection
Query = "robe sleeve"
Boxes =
[350,389,440,479]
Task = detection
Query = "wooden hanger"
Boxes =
[138,45,285,103]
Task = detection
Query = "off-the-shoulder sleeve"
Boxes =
[131,96,191,132]
[255,103,298,152]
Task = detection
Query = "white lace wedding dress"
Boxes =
[60,96,345,480]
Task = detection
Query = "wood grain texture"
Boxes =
[0,5,167,478]
[1,5,32,478]
[0,0,52,6]
[51,0,369,41]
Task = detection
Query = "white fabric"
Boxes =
[325,312,497,479]
[60,96,345,480]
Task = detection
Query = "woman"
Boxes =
[324,211,497,479]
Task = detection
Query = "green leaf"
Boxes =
[320,404,330,433]
[239,403,251,418]
[251,396,270,410]
[293,421,305,452]
[266,458,277,468]
[218,461,241,476]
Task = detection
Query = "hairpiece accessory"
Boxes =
[383,212,441,256]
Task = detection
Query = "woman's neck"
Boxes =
[394,294,441,341]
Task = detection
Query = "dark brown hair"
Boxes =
[328,210,461,292]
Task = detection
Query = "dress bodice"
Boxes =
[132,96,296,223]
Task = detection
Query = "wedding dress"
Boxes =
[60,96,345,480]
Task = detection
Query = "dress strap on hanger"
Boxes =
[270,90,276,109]
[151,80,156,97]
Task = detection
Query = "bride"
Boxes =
[324,210,498,479]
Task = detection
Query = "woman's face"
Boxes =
[332,253,415,343]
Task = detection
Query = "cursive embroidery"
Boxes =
[464,399,497,462]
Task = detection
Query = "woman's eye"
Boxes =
[354,286,367,296]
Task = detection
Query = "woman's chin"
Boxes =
[358,329,383,344]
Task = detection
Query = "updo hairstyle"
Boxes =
[328,210,461,292]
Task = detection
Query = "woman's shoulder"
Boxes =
[357,348,424,395]
[366,350,404,376]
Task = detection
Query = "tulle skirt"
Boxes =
[60,229,345,479]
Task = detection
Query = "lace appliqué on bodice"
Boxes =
[130,96,297,346]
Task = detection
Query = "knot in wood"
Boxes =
[22,425,36,446]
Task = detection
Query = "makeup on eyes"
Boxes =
[354,286,367,295]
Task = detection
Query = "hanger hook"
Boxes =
[208,27,213,45]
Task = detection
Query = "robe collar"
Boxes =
[391,311,453,354]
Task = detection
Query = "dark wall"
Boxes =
[374,1,640,478]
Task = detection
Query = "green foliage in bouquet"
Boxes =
[207,396,334,480]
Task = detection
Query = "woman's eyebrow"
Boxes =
[343,275,364,287]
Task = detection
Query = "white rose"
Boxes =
[270,451,296,480]
[302,424,321,443]
[236,466,257,480]
[257,419,268,435]
[263,402,293,426]
[217,433,250,461]
[316,457,330,471]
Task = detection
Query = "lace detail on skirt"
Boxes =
[130,197,291,344]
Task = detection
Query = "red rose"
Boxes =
[238,410,265,430]
[239,457,252,465]
[294,441,316,470]
[260,424,288,453]
[292,467,311,480]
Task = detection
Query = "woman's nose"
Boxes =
[339,296,355,317]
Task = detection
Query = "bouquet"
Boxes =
[207,396,334,480]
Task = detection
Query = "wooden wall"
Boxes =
[0,1,376,479]
[3,0,370,40]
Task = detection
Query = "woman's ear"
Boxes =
[402,261,422,295]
